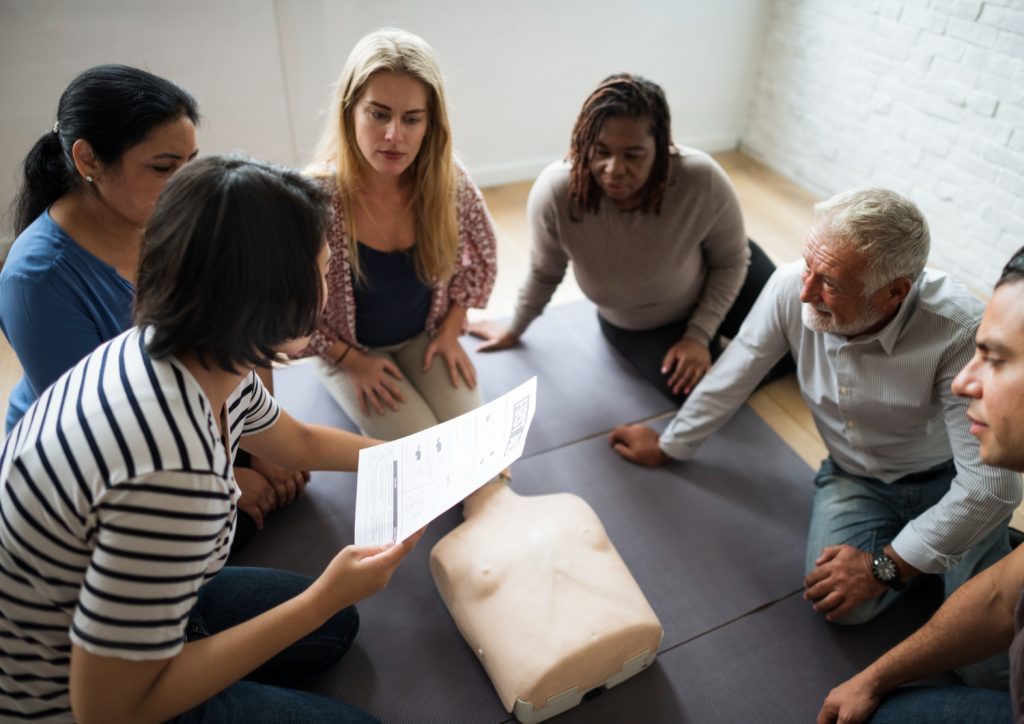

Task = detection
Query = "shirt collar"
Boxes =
[831,274,923,355]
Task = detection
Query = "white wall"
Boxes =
[276,0,771,185]
[743,0,1024,293]
[0,0,294,235]
[0,0,770,240]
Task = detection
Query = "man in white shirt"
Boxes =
[817,247,1024,723]
[611,189,1020,687]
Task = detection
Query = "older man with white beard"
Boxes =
[610,188,1021,688]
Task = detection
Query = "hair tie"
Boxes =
[52,121,59,135]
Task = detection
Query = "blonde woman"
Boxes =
[304,28,497,440]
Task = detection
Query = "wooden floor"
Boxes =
[2,150,1020,526]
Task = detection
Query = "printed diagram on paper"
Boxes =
[355,377,537,546]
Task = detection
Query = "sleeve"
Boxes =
[683,162,750,346]
[241,369,280,435]
[1,269,111,398]
[446,169,498,311]
[659,268,793,461]
[71,470,233,660]
[305,191,351,359]
[508,173,571,337]
[889,329,1023,574]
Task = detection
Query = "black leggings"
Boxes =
[598,239,795,404]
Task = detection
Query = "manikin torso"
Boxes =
[430,481,663,721]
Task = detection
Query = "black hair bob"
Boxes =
[135,154,331,372]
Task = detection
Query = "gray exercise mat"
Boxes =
[276,300,672,455]
[510,409,814,648]
[230,475,510,722]
[545,587,949,724]
[272,360,360,432]
[232,402,821,723]
[463,300,676,457]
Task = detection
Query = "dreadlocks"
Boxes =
[567,73,673,222]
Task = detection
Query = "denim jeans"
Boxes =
[168,567,378,723]
[869,685,1012,723]
[807,457,1011,688]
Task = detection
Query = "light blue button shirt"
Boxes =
[660,261,1021,574]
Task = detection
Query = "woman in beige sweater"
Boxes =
[472,74,788,402]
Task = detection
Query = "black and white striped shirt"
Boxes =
[0,327,279,721]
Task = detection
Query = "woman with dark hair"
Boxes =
[2,64,199,430]
[0,64,305,543]
[0,154,420,723]
[471,74,786,402]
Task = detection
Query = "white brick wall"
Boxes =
[743,0,1024,293]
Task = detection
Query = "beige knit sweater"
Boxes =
[510,148,749,346]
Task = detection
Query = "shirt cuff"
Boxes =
[683,322,713,348]
[890,523,963,575]
[508,311,539,338]
[658,428,700,462]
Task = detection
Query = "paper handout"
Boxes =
[354,377,537,546]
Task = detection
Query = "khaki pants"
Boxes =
[313,330,484,441]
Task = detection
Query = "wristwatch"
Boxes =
[870,552,905,590]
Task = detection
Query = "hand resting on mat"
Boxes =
[468,319,521,352]
[609,424,669,467]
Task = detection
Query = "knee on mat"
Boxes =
[318,605,361,667]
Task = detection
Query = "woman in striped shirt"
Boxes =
[0,154,419,722]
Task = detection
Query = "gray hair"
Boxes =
[813,188,930,295]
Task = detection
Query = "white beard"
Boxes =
[801,301,886,337]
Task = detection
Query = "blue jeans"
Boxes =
[807,458,1011,688]
[869,685,1011,723]
[168,567,378,723]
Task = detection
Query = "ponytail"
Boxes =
[12,130,76,235]
[8,64,199,238]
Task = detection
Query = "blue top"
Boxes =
[0,210,134,431]
[353,242,431,347]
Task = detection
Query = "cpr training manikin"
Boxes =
[430,476,663,722]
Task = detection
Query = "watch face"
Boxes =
[873,554,898,582]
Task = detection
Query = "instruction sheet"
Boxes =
[355,377,537,546]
